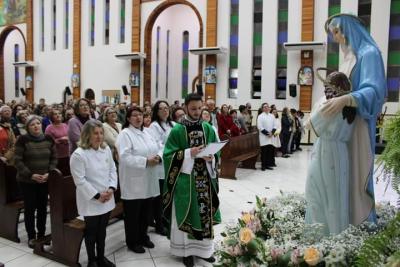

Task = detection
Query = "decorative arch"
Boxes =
[0,26,27,101]
[143,0,203,103]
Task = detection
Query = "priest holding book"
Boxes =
[162,93,221,267]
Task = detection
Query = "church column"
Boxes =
[72,0,81,99]
[205,0,218,100]
[25,0,34,102]
[131,0,141,104]
[299,0,314,111]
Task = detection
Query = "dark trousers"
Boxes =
[153,180,165,231]
[83,211,111,262]
[295,132,301,150]
[280,132,290,155]
[261,145,275,169]
[20,182,48,240]
[123,198,152,248]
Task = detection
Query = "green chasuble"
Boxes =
[162,118,221,240]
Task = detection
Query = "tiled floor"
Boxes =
[0,147,397,267]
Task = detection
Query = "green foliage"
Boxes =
[377,112,400,195]
[354,213,400,267]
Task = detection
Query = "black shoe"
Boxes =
[282,154,290,158]
[261,168,266,171]
[129,245,145,253]
[87,261,99,267]
[28,239,36,249]
[265,167,273,170]
[183,256,194,267]
[142,240,155,249]
[297,147,302,151]
[97,257,115,267]
[199,255,216,263]
[271,164,277,167]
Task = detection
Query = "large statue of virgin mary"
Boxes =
[321,14,387,225]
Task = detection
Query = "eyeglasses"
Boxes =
[79,104,89,108]
[107,111,117,115]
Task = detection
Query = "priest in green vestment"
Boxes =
[162,93,221,267]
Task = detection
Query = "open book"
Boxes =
[195,140,229,158]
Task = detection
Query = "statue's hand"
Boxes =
[320,95,352,117]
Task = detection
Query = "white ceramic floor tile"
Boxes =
[113,246,152,263]
[148,240,170,258]
[0,246,27,263]
[44,262,68,267]
[116,258,155,267]
[4,253,51,267]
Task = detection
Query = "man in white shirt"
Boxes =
[257,103,278,170]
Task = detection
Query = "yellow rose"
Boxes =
[239,227,254,244]
[304,247,320,266]
[241,213,254,224]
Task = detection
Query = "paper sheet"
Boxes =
[195,140,229,158]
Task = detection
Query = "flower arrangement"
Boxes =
[215,192,398,267]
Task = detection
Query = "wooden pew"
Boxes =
[34,169,123,267]
[0,160,23,242]
[220,131,260,179]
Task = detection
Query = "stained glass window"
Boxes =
[104,0,110,45]
[387,0,400,102]
[14,44,19,97]
[252,0,263,99]
[276,0,288,99]
[326,0,341,72]
[120,0,125,43]
[156,27,160,98]
[182,31,189,98]
[64,0,69,49]
[166,30,170,99]
[358,0,372,31]
[228,0,239,98]
[90,0,95,46]
[40,0,45,51]
[52,0,56,50]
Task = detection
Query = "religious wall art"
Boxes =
[129,72,140,87]
[298,66,314,86]
[204,65,217,84]
[0,0,26,26]
[71,74,80,88]
[25,75,32,88]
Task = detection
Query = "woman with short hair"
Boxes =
[116,107,161,253]
[14,115,57,248]
[16,110,29,136]
[70,120,117,267]
[68,98,92,155]
[45,109,70,175]
[102,107,122,161]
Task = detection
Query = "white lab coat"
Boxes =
[148,121,175,180]
[70,146,118,216]
[257,112,278,146]
[116,125,161,200]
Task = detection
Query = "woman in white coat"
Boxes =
[70,120,117,267]
[148,101,175,236]
[116,107,162,254]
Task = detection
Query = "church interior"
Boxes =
[0,0,399,266]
